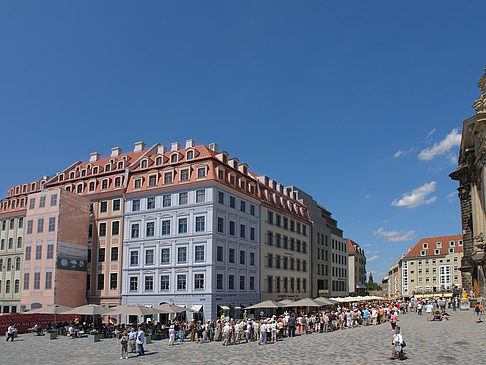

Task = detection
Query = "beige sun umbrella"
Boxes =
[246,300,283,309]
[153,304,195,314]
[314,297,338,306]
[284,298,323,307]
[105,304,159,316]
[62,304,111,316]
[278,299,295,306]
[24,304,73,324]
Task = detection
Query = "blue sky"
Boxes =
[1,1,485,280]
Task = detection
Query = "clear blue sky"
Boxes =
[1,1,485,280]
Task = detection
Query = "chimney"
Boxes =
[134,141,145,152]
[90,152,100,162]
[209,143,218,153]
[185,139,195,149]
[157,145,166,154]
[111,147,122,157]
[171,142,181,152]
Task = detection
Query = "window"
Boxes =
[47,244,54,259]
[35,245,42,260]
[132,200,140,211]
[34,272,41,290]
[110,273,117,290]
[29,198,36,209]
[435,249,440,255]
[230,196,236,208]
[161,248,170,264]
[177,274,187,290]
[177,247,187,263]
[131,223,139,238]
[130,250,139,266]
[229,221,235,236]
[100,201,108,213]
[23,273,29,290]
[101,180,108,190]
[8,238,13,249]
[267,232,273,245]
[164,172,173,184]
[145,249,154,265]
[195,273,204,289]
[112,221,120,235]
[250,252,255,266]
[218,191,224,204]
[228,275,235,290]
[240,250,246,265]
[217,217,224,233]
[240,224,246,238]
[240,275,245,290]
[250,205,255,216]
[196,190,205,203]
[267,254,273,268]
[113,199,121,211]
[15,257,21,270]
[449,248,454,253]
[114,177,122,188]
[134,179,142,189]
[6,258,11,271]
[99,222,107,237]
[240,201,246,212]
[186,150,194,160]
[179,192,188,205]
[148,175,157,187]
[178,218,188,234]
[195,246,204,262]
[39,196,46,208]
[89,181,95,191]
[98,248,105,262]
[250,276,255,291]
[146,222,155,237]
[267,211,273,224]
[197,168,206,178]
[195,216,205,232]
[250,227,255,241]
[25,246,31,261]
[14,279,19,294]
[147,197,155,209]
[48,217,56,232]
[180,169,189,181]
[50,194,57,207]
[145,276,154,291]
[5,280,10,294]
[217,246,224,262]
[163,195,171,207]
[217,274,223,290]
[161,275,170,290]
[18,217,23,229]
[27,220,33,234]
[45,272,52,290]
[267,275,273,293]
[229,248,235,263]
[111,247,118,261]
[37,218,44,233]
[161,220,171,235]
[130,277,138,291]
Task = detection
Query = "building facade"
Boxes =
[346,238,367,295]
[401,235,463,297]
[387,258,402,298]
[450,68,486,298]
[20,188,89,310]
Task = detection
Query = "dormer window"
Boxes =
[81,170,86,177]
[420,250,425,256]
[218,169,224,180]
[197,167,206,178]
[105,164,111,172]
[230,175,235,185]
[141,160,148,169]
[22,185,27,193]
[223,155,228,163]
[118,161,124,169]
[66,186,71,192]
[31,182,36,190]
[265,177,269,186]
[186,150,194,160]
[93,167,99,174]
[436,242,442,248]
[423,243,428,249]
[171,154,178,163]
[70,172,75,179]
[449,241,455,247]
[59,174,64,182]
[272,181,277,190]
[241,181,246,190]
[156,157,162,166]
[458,240,463,246]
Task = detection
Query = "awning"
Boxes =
[191,305,203,312]
[219,305,230,310]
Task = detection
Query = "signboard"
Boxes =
[56,241,88,272]
[0,314,76,334]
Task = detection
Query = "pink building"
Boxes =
[20,188,89,310]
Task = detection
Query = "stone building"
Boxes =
[450,68,486,298]
[346,238,367,295]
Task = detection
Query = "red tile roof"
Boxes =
[346,238,358,253]
[403,234,463,259]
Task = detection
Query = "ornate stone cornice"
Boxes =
[473,67,486,113]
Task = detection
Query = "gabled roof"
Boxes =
[403,234,463,259]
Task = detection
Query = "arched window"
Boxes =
[186,150,194,160]
[14,279,19,294]
[8,238,13,249]
[6,258,11,271]
[5,280,10,293]
[171,154,178,163]
[17,237,22,249]
[156,157,162,165]
[118,161,124,169]
[141,160,148,169]
[15,257,21,271]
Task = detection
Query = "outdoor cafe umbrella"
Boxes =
[153,303,195,314]
[24,304,72,324]
[284,298,322,307]
[277,299,295,306]
[245,300,283,309]
[314,297,338,306]
[62,304,111,316]
[105,304,159,317]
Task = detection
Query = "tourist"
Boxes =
[168,324,175,346]
[120,331,129,359]
[474,303,483,322]
[390,311,398,330]
[390,326,405,360]
[258,320,267,345]
[136,327,145,356]
[222,321,231,346]
[425,302,434,321]
[288,314,296,337]
[6,325,17,342]
[34,323,43,336]
[128,328,137,353]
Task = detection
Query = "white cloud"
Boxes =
[392,181,437,208]
[368,255,380,262]
[426,128,437,138]
[447,192,456,198]
[364,194,372,199]
[374,227,416,242]
[362,243,372,247]
[419,128,461,161]
[394,150,404,158]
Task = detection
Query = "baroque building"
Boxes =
[346,238,367,296]
[450,68,486,298]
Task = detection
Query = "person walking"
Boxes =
[128,328,137,353]
[425,302,434,321]
[288,315,296,337]
[474,303,483,322]
[168,324,175,346]
[390,326,406,360]
[136,328,145,356]
[6,325,17,342]
[120,331,129,359]
[258,321,267,345]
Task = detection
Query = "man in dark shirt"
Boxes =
[288,315,296,337]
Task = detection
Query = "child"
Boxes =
[120,331,129,359]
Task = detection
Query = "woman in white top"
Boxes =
[391,326,404,359]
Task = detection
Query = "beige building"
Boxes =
[401,235,463,297]
[387,258,402,298]
[257,177,311,301]
[450,68,486,298]
[346,239,366,295]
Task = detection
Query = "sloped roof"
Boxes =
[404,234,463,259]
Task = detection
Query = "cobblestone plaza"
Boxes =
[1,310,484,365]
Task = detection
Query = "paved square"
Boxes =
[1,310,485,364]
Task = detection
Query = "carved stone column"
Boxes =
[458,185,474,294]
